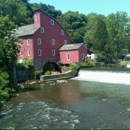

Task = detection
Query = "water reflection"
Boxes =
[1,78,130,129]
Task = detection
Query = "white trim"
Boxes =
[35,12,38,21]
[52,39,55,45]
[20,50,23,56]
[37,38,41,45]
[82,53,85,60]
[51,19,54,25]
[41,27,44,33]
[64,40,67,45]
[52,50,55,56]
[61,30,64,35]
[27,39,30,45]
[67,54,70,60]
[38,49,42,56]
[27,50,30,56]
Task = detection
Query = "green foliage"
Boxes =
[34,70,42,79]
[0,70,9,101]
[57,11,87,43]
[0,0,33,26]
[81,57,95,68]
[30,2,62,19]
[84,13,108,53]
[17,57,34,69]
[106,12,130,58]
[45,70,51,75]
[69,63,77,70]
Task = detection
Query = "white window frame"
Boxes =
[27,39,30,45]
[20,50,23,56]
[67,54,70,60]
[51,39,55,45]
[27,50,30,56]
[52,50,55,56]
[35,12,38,21]
[41,27,44,33]
[38,49,42,56]
[37,38,41,45]
[51,19,54,25]
[64,40,67,45]
[61,30,64,35]
[82,53,85,60]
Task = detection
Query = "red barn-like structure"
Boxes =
[59,43,90,64]
[16,9,90,70]
[16,9,70,69]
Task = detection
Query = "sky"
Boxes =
[29,0,130,16]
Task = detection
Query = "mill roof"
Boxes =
[59,43,86,51]
[16,24,40,37]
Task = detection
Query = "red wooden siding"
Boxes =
[18,9,70,62]
[60,44,89,64]
[33,10,70,59]
[18,36,34,60]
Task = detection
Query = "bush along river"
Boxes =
[0,69,130,129]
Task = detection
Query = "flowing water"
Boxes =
[0,69,130,129]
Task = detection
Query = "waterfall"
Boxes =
[72,70,130,85]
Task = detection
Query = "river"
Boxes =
[0,69,130,129]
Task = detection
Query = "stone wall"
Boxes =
[17,68,34,82]
[33,58,59,70]
[40,70,78,82]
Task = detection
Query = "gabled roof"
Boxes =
[16,24,40,37]
[59,43,87,51]
[33,9,70,38]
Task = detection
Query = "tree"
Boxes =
[0,15,21,85]
[106,12,130,59]
[0,70,10,101]
[0,0,33,26]
[57,11,87,43]
[84,13,108,62]
[30,2,62,19]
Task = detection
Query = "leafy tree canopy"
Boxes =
[0,0,33,26]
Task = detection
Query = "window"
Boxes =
[52,50,55,56]
[67,54,70,60]
[51,19,54,25]
[27,50,30,56]
[52,39,55,45]
[27,39,30,45]
[20,50,23,56]
[41,27,44,33]
[37,38,41,45]
[61,30,64,35]
[82,53,85,60]
[38,49,42,56]
[64,40,67,45]
[35,12,38,21]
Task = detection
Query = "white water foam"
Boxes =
[72,70,130,85]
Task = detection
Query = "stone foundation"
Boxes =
[33,58,59,70]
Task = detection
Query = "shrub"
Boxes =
[0,71,10,101]
[81,57,95,68]
[17,57,34,69]
[45,70,51,75]
[69,63,77,70]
